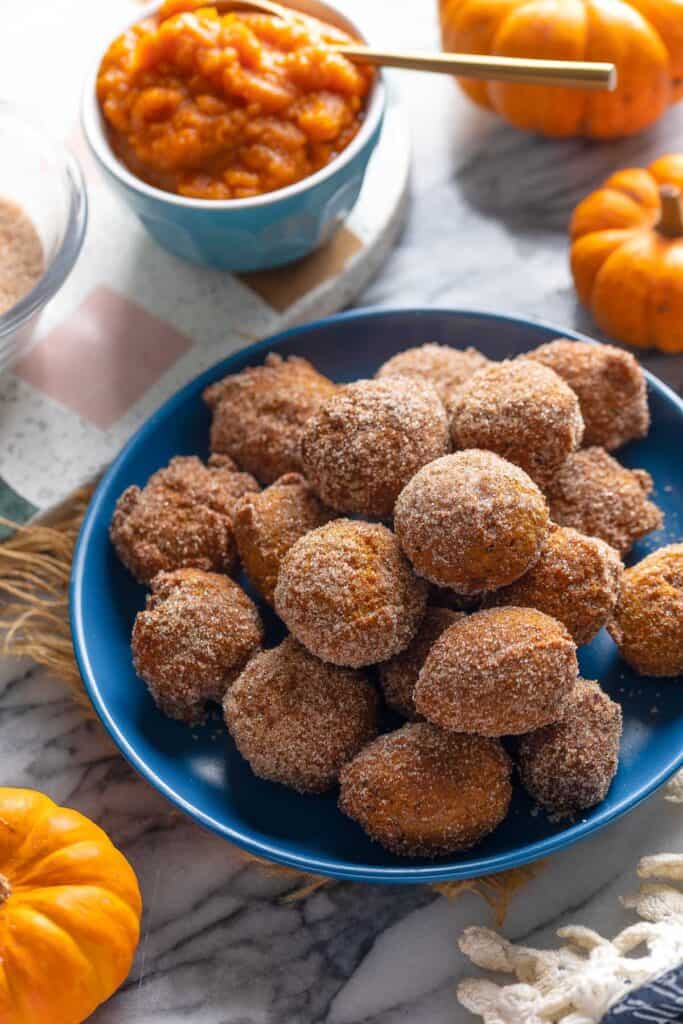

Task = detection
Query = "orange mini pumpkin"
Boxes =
[0,788,142,1024]
[439,0,683,138]
[570,154,683,351]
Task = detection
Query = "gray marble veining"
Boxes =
[1,1,683,1021]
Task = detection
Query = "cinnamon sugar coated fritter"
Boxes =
[300,377,450,519]
[338,723,512,857]
[274,519,428,667]
[518,679,622,815]
[545,447,663,556]
[132,569,263,724]
[148,454,260,516]
[378,607,464,720]
[414,607,578,736]
[491,524,623,645]
[224,638,378,793]
[528,338,649,451]
[608,544,683,677]
[232,473,335,605]
[449,359,584,487]
[375,343,489,404]
[110,455,258,583]
[204,353,337,484]
[394,451,549,594]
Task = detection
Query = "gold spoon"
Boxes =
[213,0,617,90]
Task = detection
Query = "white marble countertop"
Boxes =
[2,2,683,1022]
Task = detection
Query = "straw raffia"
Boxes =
[0,485,96,712]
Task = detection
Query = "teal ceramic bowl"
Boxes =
[81,0,385,271]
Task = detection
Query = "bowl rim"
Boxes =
[0,101,88,338]
[70,306,683,885]
[80,0,386,211]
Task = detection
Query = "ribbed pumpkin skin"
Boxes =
[439,0,682,138]
[0,789,142,1024]
[570,154,683,352]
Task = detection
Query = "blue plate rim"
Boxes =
[70,306,683,884]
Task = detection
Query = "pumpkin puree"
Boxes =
[97,0,373,200]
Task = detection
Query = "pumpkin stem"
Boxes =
[658,185,683,238]
[0,874,11,905]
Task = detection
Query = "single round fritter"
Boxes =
[132,569,263,724]
[528,338,649,451]
[148,453,260,517]
[375,343,489,404]
[110,455,259,583]
[518,678,622,815]
[274,519,428,668]
[491,524,623,645]
[449,358,584,487]
[545,447,663,556]
[224,637,378,794]
[300,377,450,519]
[378,607,464,720]
[394,450,550,595]
[608,543,683,677]
[232,473,335,605]
[338,723,512,857]
[414,607,578,736]
[203,353,337,484]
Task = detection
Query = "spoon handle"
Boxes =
[335,46,617,91]
[211,0,616,90]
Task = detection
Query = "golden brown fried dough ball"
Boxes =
[608,543,683,677]
[132,569,263,724]
[375,343,489,404]
[148,454,260,517]
[449,358,584,487]
[518,679,622,815]
[378,607,464,720]
[111,455,258,583]
[232,473,335,605]
[274,519,428,668]
[491,524,623,645]
[300,377,450,519]
[394,451,550,595]
[224,637,378,794]
[338,723,512,857]
[528,338,649,451]
[545,447,663,556]
[414,607,578,736]
[204,353,337,484]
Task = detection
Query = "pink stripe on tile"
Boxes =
[14,285,193,429]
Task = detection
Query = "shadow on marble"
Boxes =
[454,106,683,234]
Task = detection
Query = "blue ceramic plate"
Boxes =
[71,309,683,883]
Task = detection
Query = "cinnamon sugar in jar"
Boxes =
[0,198,44,316]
